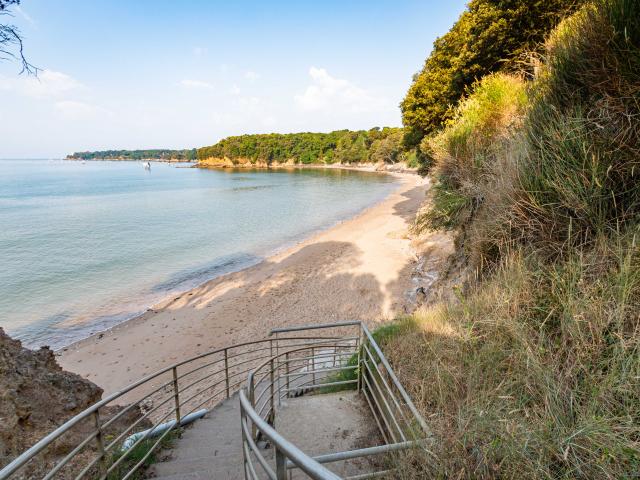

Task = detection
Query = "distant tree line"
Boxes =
[196,128,412,165]
[67,149,198,161]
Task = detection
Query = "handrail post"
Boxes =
[240,406,249,477]
[357,323,363,392]
[275,447,287,480]
[172,366,181,424]
[224,348,230,399]
[269,357,275,426]
[285,352,290,398]
[249,382,257,440]
[311,346,316,386]
[93,410,108,478]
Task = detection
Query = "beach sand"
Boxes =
[59,173,430,395]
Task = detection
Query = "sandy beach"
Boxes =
[59,173,431,395]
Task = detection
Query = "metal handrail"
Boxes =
[239,321,430,480]
[361,323,429,435]
[0,335,348,480]
[1,321,429,480]
[240,390,341,480]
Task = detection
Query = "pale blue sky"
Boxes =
[0,1,467,157]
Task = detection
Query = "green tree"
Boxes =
[401,0,584,147]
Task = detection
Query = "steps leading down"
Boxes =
[150,392,248,480]
[151,391,380,479]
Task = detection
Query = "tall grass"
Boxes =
[388,234,639,478]
[415,73,527,265]
[393,0,640,477]
[508,0,640,257]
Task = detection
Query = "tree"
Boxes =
[401,0,584,147]
[0,0,36,74]
[370,130,404,164]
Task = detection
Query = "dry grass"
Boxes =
[387,233,640,478]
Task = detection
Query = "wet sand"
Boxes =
[59,174,430,395]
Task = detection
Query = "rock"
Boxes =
[0,328,149,479]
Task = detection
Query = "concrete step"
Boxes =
[150,393,246,480]
[151,378,380,479]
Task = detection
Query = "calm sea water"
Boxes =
[0,159,398,349]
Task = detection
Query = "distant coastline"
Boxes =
[67,157,192,163]
[66,148,197,162]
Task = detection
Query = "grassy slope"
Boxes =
[389,1,640,478]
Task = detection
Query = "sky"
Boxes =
[0,0,468,158]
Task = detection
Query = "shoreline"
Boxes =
[40,170,402,351]
[59,172,429,395]
[195,159,418,174]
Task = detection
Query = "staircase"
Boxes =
[0,321,429,480]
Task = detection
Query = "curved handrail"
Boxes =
[0,335,348,480]
[240,337,360,479]
[239,390,341,480]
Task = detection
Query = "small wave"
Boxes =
[17,311,141,351]
[150,253,262,293]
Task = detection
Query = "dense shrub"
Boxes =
[415,73,527,239]
[401,0,583,148]
[509,0,640,255]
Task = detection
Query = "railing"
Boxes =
[240,321,430,479]
[0,335,349,480]
[1,321,430,480]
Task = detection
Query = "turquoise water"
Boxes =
[0,159,398,349]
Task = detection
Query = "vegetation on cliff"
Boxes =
[390,0,640,477]
[196,128,413,166]
[401,0,584,153]
[67,149,197,161]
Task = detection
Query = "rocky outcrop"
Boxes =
[197,156,419,173]
[0,328,148,478]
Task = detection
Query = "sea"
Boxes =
[0,159,398,349]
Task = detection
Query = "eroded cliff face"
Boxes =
[197,156,419,173]
[0,328,103,467]
[0,329,148,478]
[197,156,294,168]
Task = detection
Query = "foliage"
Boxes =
[390,239,640,479]
[393,1,640,477]
[509,0,640,257]
[106,428,181,480]
[67,149,198,161]
[197,128,405,165]
[415,73,527,237]
[401,0,583,149]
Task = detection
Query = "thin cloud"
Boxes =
[180,79,214,89]
[0,70,84,98]
[15,6,37,28]
[294,67,388,113]
[54,100,113,120]
[192,46,208,57]
[244,70,260,81]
